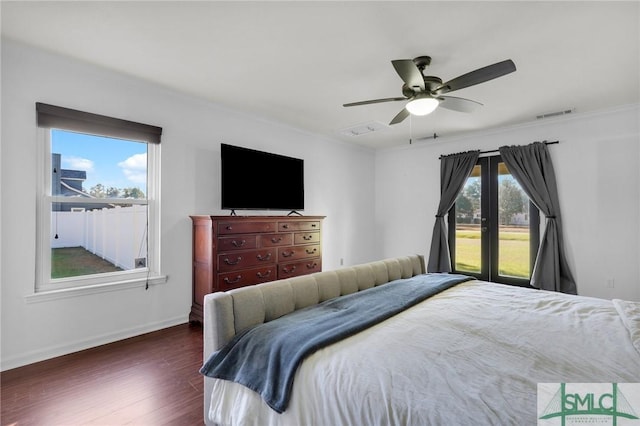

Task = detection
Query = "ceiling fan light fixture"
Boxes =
[406,96,439,116]
[343,56,514,125]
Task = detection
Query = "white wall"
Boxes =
[375,104,640,302]
[0,39,378,370]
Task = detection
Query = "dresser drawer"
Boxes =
[278,244,320,262]
[217,235,258,251]
[278,221,321,232]
[259,233,293,247]
[218,266,276,291]
[279,259,322,279]
[294,231,320,245]
[217,221,276,235]
[218,248,276,272]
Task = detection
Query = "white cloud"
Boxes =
[63,156,94,172]
[118,153,147,185]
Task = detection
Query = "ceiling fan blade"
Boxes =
[434,59,516,95]
[389,108,410,125]
[391,59,425,91]
[343,97,407,107]
[438,96,483,113]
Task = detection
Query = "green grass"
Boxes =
[455,229,530,278]
[455,235,481,274]
[51,246,123,279]
[455,230,529,241]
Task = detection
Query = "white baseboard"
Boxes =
[1,315,189,372]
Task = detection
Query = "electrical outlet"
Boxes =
[606,278,615,288]
[135,257,147,268]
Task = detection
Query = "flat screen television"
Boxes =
[221,143,304,212]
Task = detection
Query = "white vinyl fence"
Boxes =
[51,205,147,270]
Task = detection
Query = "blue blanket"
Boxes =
[200,273,472,413]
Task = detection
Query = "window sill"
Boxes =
[26,274,168,303]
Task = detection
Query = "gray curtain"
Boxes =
[427,150,480,272]
[499,142,577,294]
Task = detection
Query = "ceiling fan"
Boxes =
[343,56,516,125]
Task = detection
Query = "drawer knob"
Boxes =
[256,253,272,261]
[282,224,289,229]
[232,239,246,247]
[223,256,242,265]
[282,251,294,258]
[306,248,317,254]
[283,265,297,274]
[271,237,283,243]
[312,224,317,227]
[306,262,318,269]
[303,235,313,241]
[256,270,272,278]
[225,225,233,230]
[223,275,242,284]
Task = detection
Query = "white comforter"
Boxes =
[206,280,640,425]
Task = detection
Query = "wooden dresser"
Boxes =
[189,215,325,324]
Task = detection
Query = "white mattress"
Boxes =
[206,280,640,425]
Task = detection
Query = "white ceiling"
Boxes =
[2,1,639,149]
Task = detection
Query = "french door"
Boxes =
[448,156,540,286]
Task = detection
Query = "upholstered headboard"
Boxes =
[202,254,425,356]
[201,254,425,423]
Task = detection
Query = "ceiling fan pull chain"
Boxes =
[409,114,412,144]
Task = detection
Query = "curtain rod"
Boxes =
[439,140,559,160]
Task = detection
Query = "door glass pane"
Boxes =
[50,130,148,279]
[454,165,481,274]
[497,163,530,278]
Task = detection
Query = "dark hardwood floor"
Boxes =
[1,323,204,425]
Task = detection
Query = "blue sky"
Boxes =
[52,130,147,193]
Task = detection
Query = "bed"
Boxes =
[200,255,640,425]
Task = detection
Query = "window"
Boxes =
[448,155,540,286]
[35,103,163,293]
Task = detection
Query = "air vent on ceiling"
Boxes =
[339,121,388,137]
[536,108,574,120]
